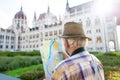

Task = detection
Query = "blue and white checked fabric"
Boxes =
[51,51,104,80]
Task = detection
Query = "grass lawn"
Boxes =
[2,52,120,80]
[3,64,43,77]
[93,53,120,80]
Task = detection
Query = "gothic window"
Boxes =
[96,36,102,43]
[21,21,23,24]
[6,36,7,40]
[0,45,3,48]
[86,30,91,34]
[36,34,39,38]
[18,37,20,40]
[54,31,57,35]
[45,25,48,28]
[37,44,39,48]
[79,19,83,25]
[95,17,101,25]
[21,26,23,31]
[33,45,35,48]
[49,31,52,36]
[30,35,32,39]
[6,45,8,48]
[2,35,4,39]
[59,30,62,35]
[109,41,115,51]
[86,17,91,27]
[33,35,35,38]
[11,45,13,49]
[0,35,2,39]
[41,39,43,42]
[16,23,20,29]
[45,32,48,37]
[18,45,20,48]
[96,29,101,33]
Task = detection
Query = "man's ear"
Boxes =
[65,39,70,49]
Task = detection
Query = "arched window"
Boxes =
[45,32,48,37]
[86,17,91,27]
[49,31,52,36]
[95,17,101,25]
[109,41,115,51]
[54,30,57,35]
[79,19,83,25]
[96,36,102,43]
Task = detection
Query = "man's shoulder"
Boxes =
[55,57,74,70]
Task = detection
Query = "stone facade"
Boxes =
[0,0,120,52]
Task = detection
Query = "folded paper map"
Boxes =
[40,39,64,80]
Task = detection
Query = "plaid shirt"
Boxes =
[51,51,104,80]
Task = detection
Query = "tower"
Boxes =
[66,0,69,12]
[13,6,27,32]
[47,5,50,13]
[63,0,70,20]
[12,6,28,51]
[32,11,37,27]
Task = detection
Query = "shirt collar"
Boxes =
[71,47,85,56]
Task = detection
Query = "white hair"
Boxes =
[67,38,88,48]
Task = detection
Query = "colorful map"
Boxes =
[40,39,64,80]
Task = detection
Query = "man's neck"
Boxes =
[71,47,85,56]
[68,46,83,56]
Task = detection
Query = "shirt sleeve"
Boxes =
[51,67,64,80]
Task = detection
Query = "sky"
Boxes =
[0,0,92,29]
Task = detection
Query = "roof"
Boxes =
[14,7,27,19]
[38,12,57,20]
[38,13,46,20]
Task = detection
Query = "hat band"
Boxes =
[62,34,86,37]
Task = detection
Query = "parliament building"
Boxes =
[0,0,120,52]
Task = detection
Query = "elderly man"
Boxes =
[51,22,105,80]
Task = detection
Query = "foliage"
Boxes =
[105,52,120,56]
[0,50,41,57]
[19,70,45,80]
[1,51,120,80]
[0,56,42,72]
[105,71,120,80]
[4,64,44,78]
[19,64,45,80]
[97,55,120,67]
[91,51,120,80]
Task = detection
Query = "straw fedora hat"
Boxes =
[59,22,92,41]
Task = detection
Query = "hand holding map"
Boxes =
[40,39,65,80]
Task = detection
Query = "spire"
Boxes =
[59,14,61,21]
[20,6,23,11]
[66,0,69,6]
[47,5,50,13]
[66,0,69,11]
[34,11,37,20]
[32,11,37,27]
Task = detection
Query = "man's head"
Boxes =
[59,22,91,55]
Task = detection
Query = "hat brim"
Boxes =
[58,35,92,41]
